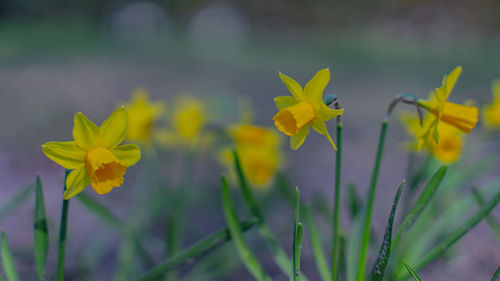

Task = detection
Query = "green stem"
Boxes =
[56,170,71,281]
[135,218,258,281]
[331,122,342,281]
[356,119,389,281]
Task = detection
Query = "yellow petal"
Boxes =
[42,141,86,169]
[290,125,309,150]
[310,119,337,150]
[99,106,128,148]
[273,101,316,136]
[274,96,298,110]
[73,112,99,150]
[112,144,141,167]
[279,72,305,101]
[443,66,462,98]
[304,68,330,108]
[317,103,343,122]
[63,165,90,199]
[86,146,127,195]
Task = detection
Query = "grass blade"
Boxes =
[77,192,155,267]
[135,218,257,281]
[1,232,19,281]
[0,182,34,223]
[233,150,307,280]
[398,187,500,280]
[368,180,404,281]
[34,175,49,281]
[292,187,301,281]
[393,166,447,247]
[357,119,389,281]
[471,187,500,240]
[56,170,71,281]
[401,259,422,281]
[304,206,331,281]
[491,266,500,281]
[220,175,272,281]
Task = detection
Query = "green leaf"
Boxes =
[233,150,307,280]
[471,187,500,240]
[0,182,34,223]
[401,259,422,281]
[56,170,71,281]
[356,120,389,281]
[491,266,500,281]
[1,232,19,281]
[135,218,257,281]
[292,187,301,281]
[303,206,331,281]
[368,180,404,281]
[34,175,49,281]
[393,166,447,247]
[398,187,500,280]
[76,192,155,267]
[220,175,272,281]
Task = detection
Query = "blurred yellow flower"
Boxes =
[418,66,478,147]
[482,79,500,128]
[272,68,343,150]
[42,107,141,199]
[173,96,205,143]
[221,124,281,187]
[400,111,463,164]
[125,88,165,143]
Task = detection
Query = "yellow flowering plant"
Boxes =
[417,66,478,147]
[173,96,206,143]
[482,79,500,128]
[42,106,141,199]
[399,111,463,164]
[273,68,344,150]
[221,124,281,188]
[125,88,165,144]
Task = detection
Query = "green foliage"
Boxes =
[368,180,404,281]
[34,175,49,281]
[0,232,19,281]
[220,175,273,281]
[401,259,423,281]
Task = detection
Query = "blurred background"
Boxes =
[0,0,499,280]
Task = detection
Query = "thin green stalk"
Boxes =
[491,266,500,281]
[1,232,19,281]
[34,175,49,281]
[356,120,388,281]
[135,218,257,281]
[471,187,500,239]
[56,170,71,281]
[292,187,301,281]
[332,122,342,281]
[304,207,331,281]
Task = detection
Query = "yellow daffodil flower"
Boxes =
[173,96,205,143]
[220,124,281,188]
[482,79,500,128]
[399,111,463,164]
[125,88,165,143]
[417,66,478,147]
[273,68,343,150]
[42,107,141,199]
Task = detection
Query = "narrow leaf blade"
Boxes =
[401,259,422,281]
[220,175,272,281]
[34,175,49,281]
[368,180,404,281]
[1,232,19,281]
[303,207,331,281]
